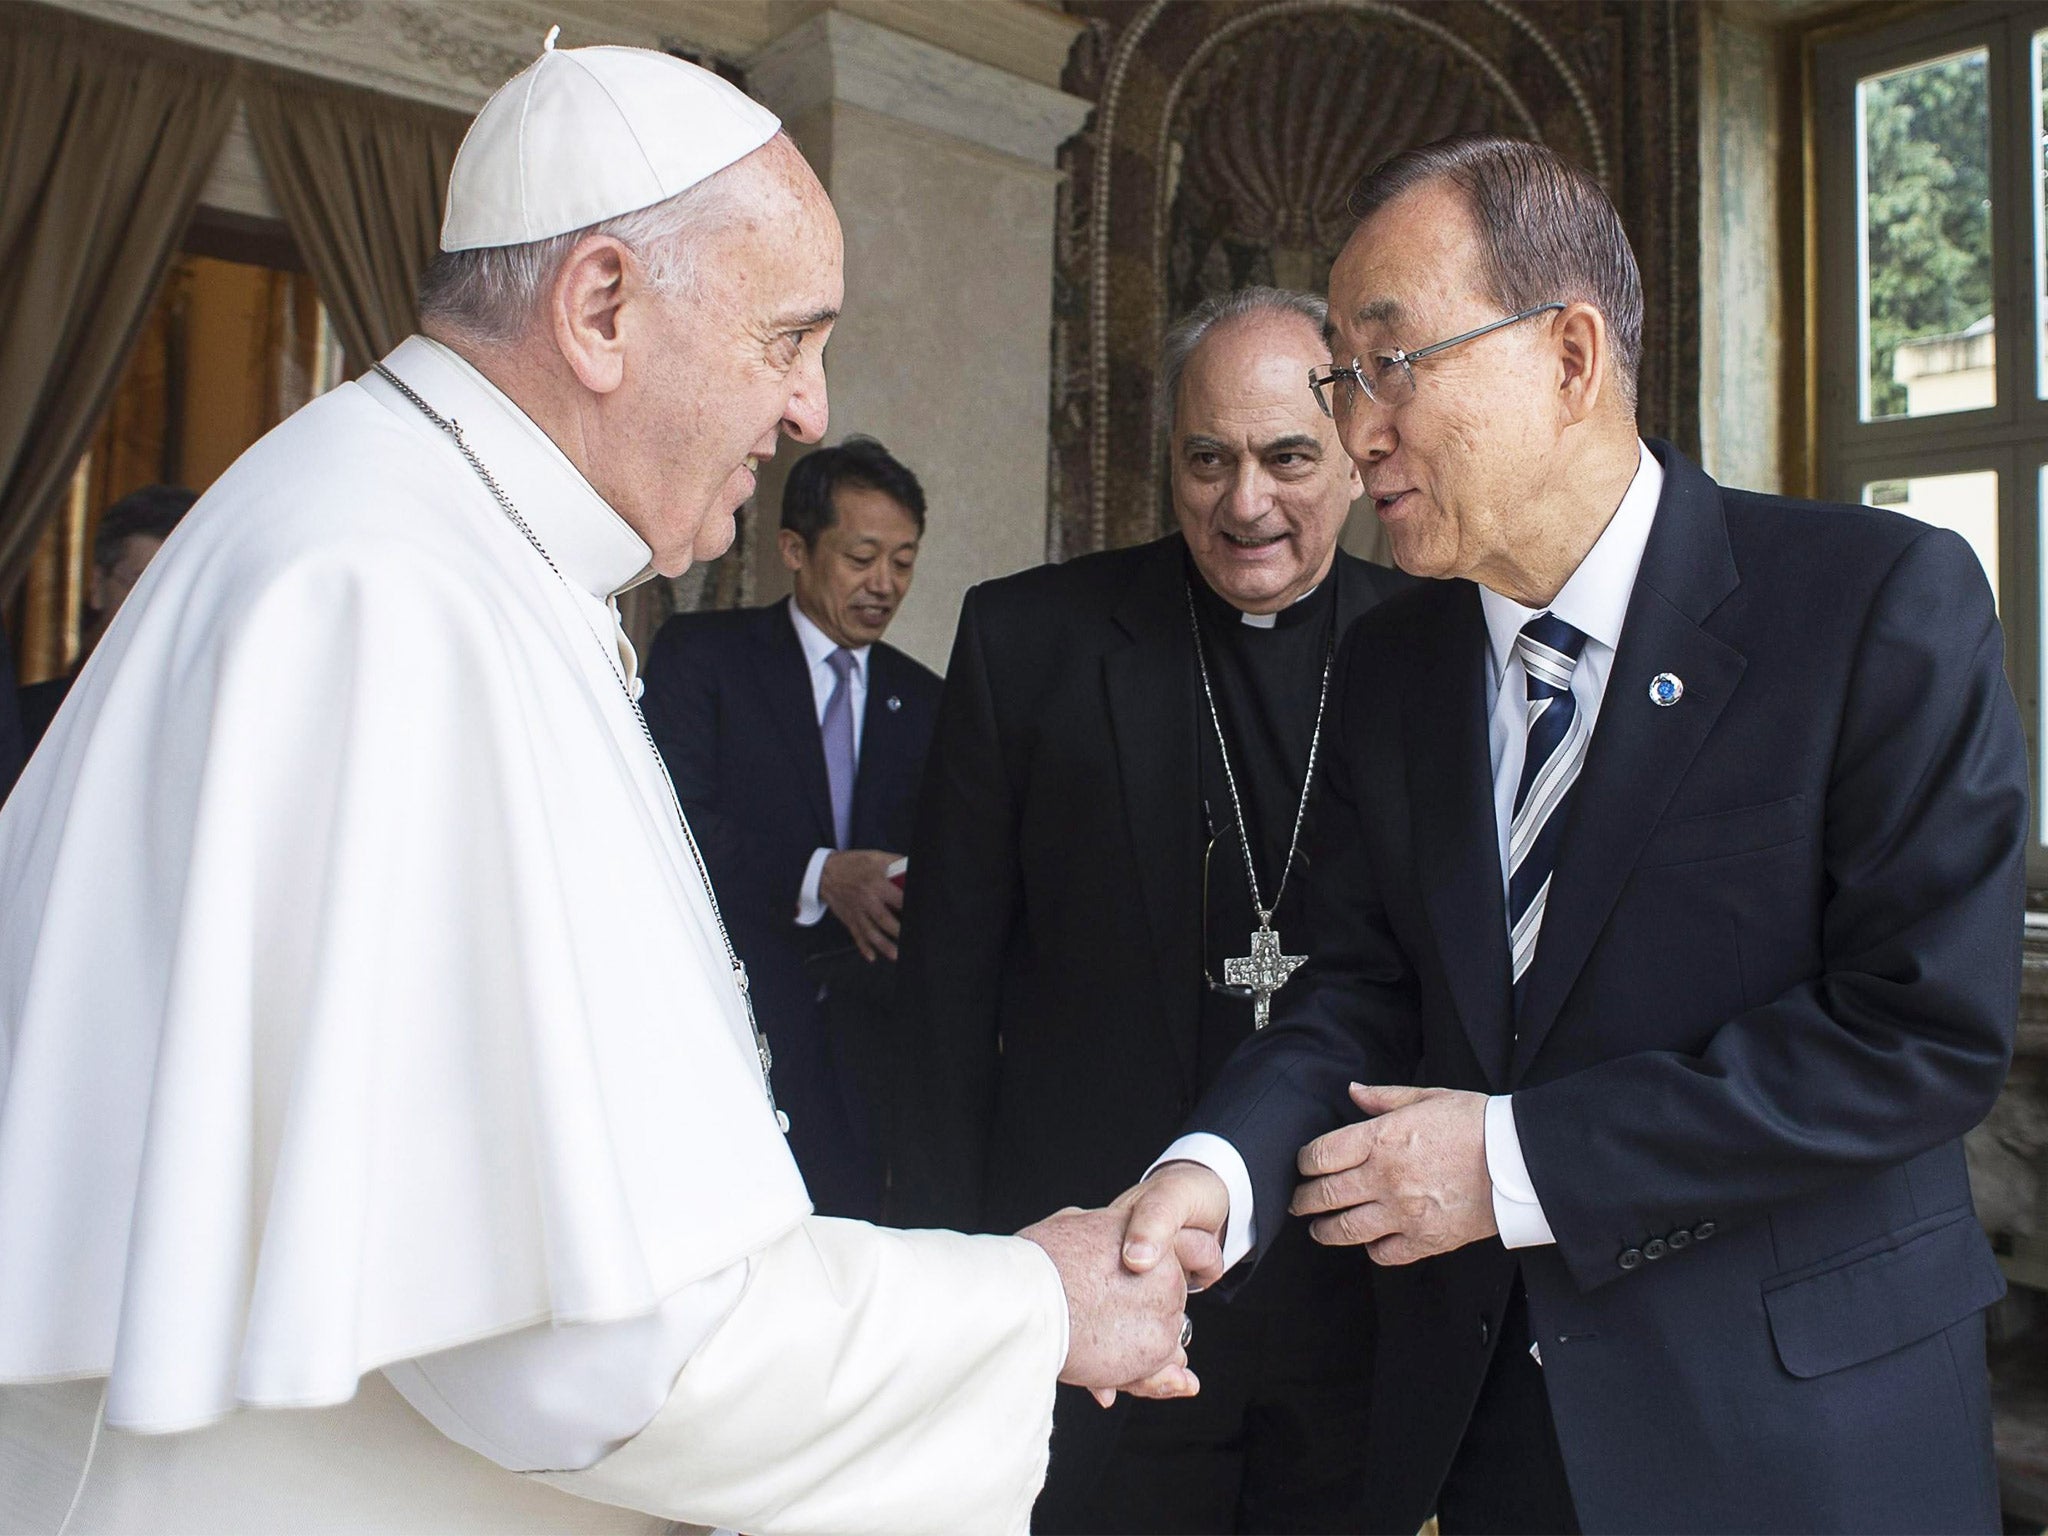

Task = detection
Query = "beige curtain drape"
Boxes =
[243,73,468,378]
[0,7,236,601]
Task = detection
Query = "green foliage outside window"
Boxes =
[1862,52,1993,419]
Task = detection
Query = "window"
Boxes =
[1817,3,2048,878]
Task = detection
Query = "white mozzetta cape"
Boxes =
[0,337,814,1431]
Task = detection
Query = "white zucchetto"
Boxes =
[440,34,781,252]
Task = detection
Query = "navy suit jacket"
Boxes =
[1191,442,2024,1533]
[642,600,941,1183]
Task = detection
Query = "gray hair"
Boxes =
[1155,286,1330,432]
[1350,135,1642,411]
[417,147,761,345]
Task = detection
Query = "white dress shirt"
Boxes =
[1158,442,1664,1271]
[789,597,872,926]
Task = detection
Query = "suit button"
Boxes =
[1694,1221,1717,1242]
[1618,1248,1644,1271]
[1643,1238,1668,1261]
[1667,1228,1692,1251]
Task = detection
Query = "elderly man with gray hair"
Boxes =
[895,285,1412,1533]
[0,41,1201,1536]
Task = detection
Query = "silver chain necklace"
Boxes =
[375,363,788,1132]
[1187,580,1334,1029]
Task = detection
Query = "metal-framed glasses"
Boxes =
[1308,301,1566,418]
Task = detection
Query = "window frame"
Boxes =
[1815,1,2048,883]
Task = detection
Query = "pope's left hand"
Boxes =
[1289,1084,1496,1265]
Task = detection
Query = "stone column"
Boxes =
[747,9,1092,672]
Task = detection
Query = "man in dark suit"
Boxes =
[895,289,1411,1533]
[0,625,23,806]
[644,436,940,1222]
[1118,136,2024,1534]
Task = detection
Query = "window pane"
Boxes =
[1857,48,1994,421]
[1865,470,1999,605]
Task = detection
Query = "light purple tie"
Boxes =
[822,647,858,849]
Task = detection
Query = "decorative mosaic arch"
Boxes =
[1047,0,1697,558]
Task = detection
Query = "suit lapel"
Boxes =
[1407,583,1517,1088]
[851,646,902,847]
[1510,445,1748,1078]
[753,602,836,845]
[1104,539,1203,1094]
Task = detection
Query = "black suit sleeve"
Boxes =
[891,588,1021,1230]
[1515,528,2026,1291]
[1183,624,1425,1264]
[0,627,24,805]
[642,620,817,933]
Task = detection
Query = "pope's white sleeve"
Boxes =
[382,1262,748,1473]
[533,1215,1068,1536]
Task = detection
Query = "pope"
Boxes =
[0,40,1199,1536]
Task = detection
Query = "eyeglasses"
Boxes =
[1307,302,1566,418]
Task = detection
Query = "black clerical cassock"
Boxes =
[896,532,1411,1534]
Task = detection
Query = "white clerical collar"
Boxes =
[1228,573,1330,629]
[788,596,871,680]
[365,335,654,603]
[1481,439,1663,681]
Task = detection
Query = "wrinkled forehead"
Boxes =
[1326,187,1488,348]
[1177,317,1334,434]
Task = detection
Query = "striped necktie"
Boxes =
[1507,612,1590,995]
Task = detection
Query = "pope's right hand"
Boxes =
[1018,1207,1207,1406]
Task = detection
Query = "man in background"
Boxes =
[0,627,21,804]
[645,435,940,1220]
[895,288,1410,1533]
[17,483,193,752]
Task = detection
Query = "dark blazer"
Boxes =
[16,673,69,760]
[1193,442,2024,1534]
[894,536,1412,1235]
[643,599,941,1211]
[0,627,23,806]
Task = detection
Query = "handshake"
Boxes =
[1017,1162,1234,1407]
[1016,1084,1497,1403]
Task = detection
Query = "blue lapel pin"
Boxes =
[1649,673,1684,707]
[886,695,902,713]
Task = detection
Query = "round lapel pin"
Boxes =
[1649,672,1684,707]
[886,695,903,713]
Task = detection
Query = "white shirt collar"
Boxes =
[788,596,870,678]
[1481,440,1663,681]
[365,335,654,603]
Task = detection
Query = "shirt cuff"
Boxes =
[795,848,831,927]
[1147,1133,1256,1277]
[1485,1094,1556,1249]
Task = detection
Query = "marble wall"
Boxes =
[1698,7,1786,496]
[747,11,1091,671]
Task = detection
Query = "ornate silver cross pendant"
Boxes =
[1224,924,1307,1029]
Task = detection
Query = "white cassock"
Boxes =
[0,335,1065,1535]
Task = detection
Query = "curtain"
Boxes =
[243,72,467,378]
[0,6,236,602]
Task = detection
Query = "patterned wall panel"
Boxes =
[1049,0,1698,557]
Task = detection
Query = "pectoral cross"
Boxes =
[1224,923,1306,1030]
